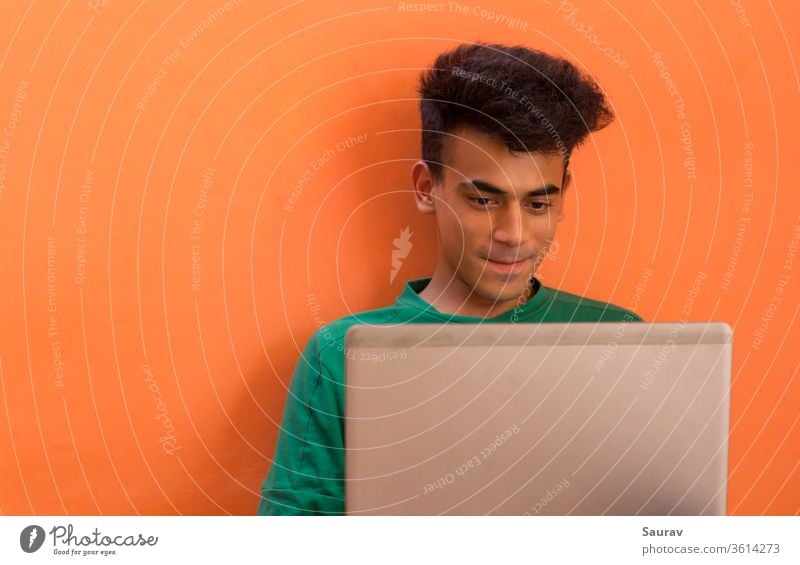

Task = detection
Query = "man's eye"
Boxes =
[470,197,493,206]
[529,201,553,211]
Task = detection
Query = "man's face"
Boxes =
[415,126,571,307]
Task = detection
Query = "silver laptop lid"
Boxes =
[345,322,731,515]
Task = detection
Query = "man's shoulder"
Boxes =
[310,303,404,353]
[540,285,643,322]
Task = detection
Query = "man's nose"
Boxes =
[492,202,525,249]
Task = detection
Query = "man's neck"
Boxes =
[417,268,535,318]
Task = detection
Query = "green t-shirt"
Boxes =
[256,277,642,515]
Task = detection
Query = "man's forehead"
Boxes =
[443,151,566,196]
[443,128,566,178]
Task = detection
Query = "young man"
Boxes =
[257,42,641,515]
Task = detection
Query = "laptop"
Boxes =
[344,322,732,515]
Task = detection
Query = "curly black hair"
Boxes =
[418,42,614,182]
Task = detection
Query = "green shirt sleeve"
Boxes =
[256,330,345,515]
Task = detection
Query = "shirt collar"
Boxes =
[396,276,548,322]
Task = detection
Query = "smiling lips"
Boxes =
[484,256,530,275]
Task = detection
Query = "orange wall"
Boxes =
[0,0,797,515]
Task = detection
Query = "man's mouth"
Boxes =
[484,256,530,275]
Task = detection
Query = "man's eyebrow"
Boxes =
[457,179,561,198]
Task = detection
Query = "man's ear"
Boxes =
[412,160,437,214]
[557,168,572,222]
